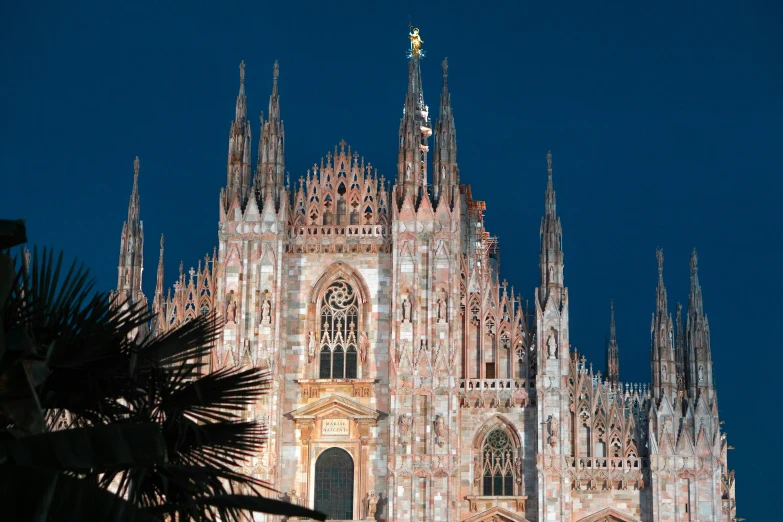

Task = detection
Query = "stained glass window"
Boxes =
[482,429,517,496]
[319,278,359,379]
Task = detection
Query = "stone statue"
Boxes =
[307,331,316,362]
[698,364,704,383]
[402,299,411,322]
[547,333,557,359]
[290,489,299,506]
[434,415,447,446]
[662,364,667,381]
[473,455,483,485]
[360,332,370,363]
[515,457,522,484]
[399,414,412,439]
[262,299,271,324]
[227,296,238,323]
[436,291,446,323]
[367,492,378,518]
[546,415,559,451]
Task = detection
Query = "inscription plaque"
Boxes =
[322,419,350,436]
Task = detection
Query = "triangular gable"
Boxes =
[577,507,640,522]
[463,506,529,522]
[416,191,434,221]
[695,425,713,457]
[675,425,696,455]
[290,394,380,422]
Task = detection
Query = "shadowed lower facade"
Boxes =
[112,29,737,522]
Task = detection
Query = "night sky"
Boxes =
[2,1,780,516]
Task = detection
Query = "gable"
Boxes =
[463,506,529,522]
[289,394,380,421]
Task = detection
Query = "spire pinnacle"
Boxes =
[690,247,698,276]
[273,60,279,93]
[441,57,448,92]
[606,300,619,385]
[239,60,246,85]
[610,300,616,340]
[547,150,553,174]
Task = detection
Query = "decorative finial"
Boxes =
[134,156,140,176]
[408,25,424,57]
[656,247,664,275]
[690,248,698,275]
[160,233,164,251]
[239,60,246,84]
[273,60,279,88]
[546,150,552,173]
[442,57,448,76]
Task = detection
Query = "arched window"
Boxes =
[314,447,354,519]
[319,277,359,379]
[481,429,517,496]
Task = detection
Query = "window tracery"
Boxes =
[318,278,359,379]
[481,428,518,496]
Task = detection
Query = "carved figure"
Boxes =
[547,333,557,359]
[436,291,447,323]
[262,299,271,324]
[359,332,370,363]
[307,331,316,362]
[698,364,704,383]
[399,414,412,439]
[367,492,378,517]
[409,27,423,55]
[662,364,667,381]
[546,415,559,451]
[515,457,522,484]
[227,296,238,323]
[473,455,483,485]
[402,299,411,322]
[290,489,299,506]
[434,415,447,446]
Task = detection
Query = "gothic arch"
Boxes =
[310,262,371,306]
[472,414,522,450]
[576,507,640,522]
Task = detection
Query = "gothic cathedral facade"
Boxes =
[113,30,737,522]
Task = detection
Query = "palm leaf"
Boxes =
[0,466,157,522]
[2,423,167,471]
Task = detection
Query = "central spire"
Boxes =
[255,60,286,208]
[539,151,564,302]
[397,25,431,204]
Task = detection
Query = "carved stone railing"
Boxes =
[465,495,527,513]
[458,379,532,408]
[567,457,645,470]
[290,225,388,237]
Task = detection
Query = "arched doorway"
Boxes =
[314,447,354,520]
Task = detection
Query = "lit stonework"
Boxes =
[114,29,736,522]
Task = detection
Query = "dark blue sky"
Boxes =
[2,1,780,515]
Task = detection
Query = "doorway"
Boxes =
[314,447,354,520]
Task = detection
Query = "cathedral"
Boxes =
[110,28,737,522]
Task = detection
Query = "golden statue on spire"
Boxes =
[408,23,423,57]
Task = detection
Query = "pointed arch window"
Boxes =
[318,278,359,379]
[481,429,518,496]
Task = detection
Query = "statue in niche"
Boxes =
[402,298,411,323]
[289,490,300,506]
[441,165,446,181]
[226,292,238,323]
[436,290,447,323]
[515,457,522,484]
[434,415,447,446]
[548,265,554,281]
[367,492,378,518]
[662,364,667,381]
[307,331,316,362]
[546,415,559,451]
[698,364,704,383]
[359,332,370,363]
[405,164,411,180]
[547,333,557,359]
[262,299,271,324]
[399,414,412,440]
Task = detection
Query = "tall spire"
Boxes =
[538,151,564,305]
[255,60,286,208]
[606,300,619,385]
[396,25,431,204]
[115,157,148,327]
[152,234,166,331]
[651,248,675,400]
[686,248,713,400]
[433,57,458,207]
[222,61,253,214]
